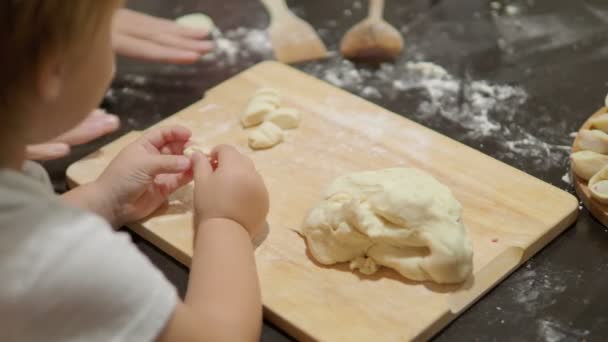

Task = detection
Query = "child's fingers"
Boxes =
[212,145,254,170]
[25,143,71,161]
[160,141,189,156]
[140,154,191,177]
[154,172,194,197]
[140,126,192,151]
[192,152,213,184]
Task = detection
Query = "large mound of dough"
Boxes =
[301,168,474,284]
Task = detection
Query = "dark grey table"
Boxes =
[45,0,608,340]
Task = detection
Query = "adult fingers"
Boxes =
[151,33,214,54]
[26,143,71,161]
[53,112,120,145]
[117,9,210,39]
[113,34,201,64]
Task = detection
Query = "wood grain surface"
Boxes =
[67,61,578,341]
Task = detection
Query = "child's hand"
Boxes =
[191,145,269,239]
[94,126,193,226]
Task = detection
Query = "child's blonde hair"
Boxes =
[0,1,122,114]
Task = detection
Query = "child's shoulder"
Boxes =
[0,162,102,240]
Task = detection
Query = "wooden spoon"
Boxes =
[261,0,328,64]
[340,0,404,62]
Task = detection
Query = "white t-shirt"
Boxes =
[0,162,177,341]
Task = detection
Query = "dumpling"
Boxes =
[589,165,608,204]
[571,151,608,180]
[577,129,608,154]
[590,114,608,134]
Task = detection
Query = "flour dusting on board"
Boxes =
[303,59,571,175]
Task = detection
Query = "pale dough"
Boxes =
[254,88,281,107]
[577,129,608,154]
[175,13,215,32]
[301,168,473,284]
[240,87,281,128]
[266,107,301,129]
[248,122,283,150]
[590,114,608,133]
[241,100,276,128]
[571,151,608,180]
[183,146,211,158]
[589,166,608,204]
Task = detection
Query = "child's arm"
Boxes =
[158,146,268,341]
[63,128,267,341]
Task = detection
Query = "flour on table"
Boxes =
[201,28,273,67]
[302,59,571,177]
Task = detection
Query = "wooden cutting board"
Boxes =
[67,61,578,341]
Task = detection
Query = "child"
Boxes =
[0,1,269,341]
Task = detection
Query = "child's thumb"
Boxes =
[141,155,191,176]
[192,152,213,183]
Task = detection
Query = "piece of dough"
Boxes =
[183,146,211,158]
[589,166,608,204]
[265,107,301,129]
[248,122,283,150]
[175,13,215,32]
[301,168,473,284]
[577,129,608,154]
[241,100,276,128]
[571,151,608,180]
[254,88,281,107]
[590,114,608,133]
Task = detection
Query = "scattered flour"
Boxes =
[561,172,571,185]
[201,28,273,66]
[537,319,590,342]
[303,59,570,174]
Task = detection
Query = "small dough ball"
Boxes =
[589,166,608,204]
[248,122,283,150]
[571,150,608,180]
[577,129,608,154]
[591,114,608,133]
[241,100,275,128]
[184,146,211,158]
[266,107,301,129]
[175,13,215,32]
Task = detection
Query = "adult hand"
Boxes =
[113,9,214,64]
[26,109,120,161]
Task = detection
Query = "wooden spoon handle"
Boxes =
[368,0,385,19]
[261,0,291,18]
